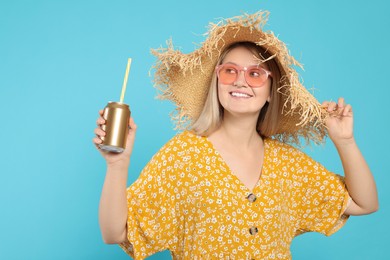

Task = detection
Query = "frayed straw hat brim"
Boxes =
[151,11,327,145]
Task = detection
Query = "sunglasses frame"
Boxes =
[215,63,272,88]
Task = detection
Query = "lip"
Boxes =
[229,91,253,98]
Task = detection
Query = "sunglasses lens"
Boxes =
[246,68,268,87]
[218,65,237,84]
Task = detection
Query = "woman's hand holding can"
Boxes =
[93,109,137,167]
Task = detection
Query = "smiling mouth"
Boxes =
[230,91,253,98]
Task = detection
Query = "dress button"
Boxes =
[246,193,257,202]
[249,226,258,235]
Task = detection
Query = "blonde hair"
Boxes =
[191,42,283,137]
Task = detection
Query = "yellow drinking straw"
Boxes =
[120,58,132,103]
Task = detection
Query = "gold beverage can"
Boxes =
[99,102,130,153]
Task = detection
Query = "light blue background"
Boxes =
[0,0,389,259]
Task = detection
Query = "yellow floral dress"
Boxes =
[120,131,350,259]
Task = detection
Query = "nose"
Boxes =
[234,70,248,87]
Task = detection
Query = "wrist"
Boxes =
[332,137,356,150]
[106,160,130,172]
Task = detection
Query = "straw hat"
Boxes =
[151,11,327,145]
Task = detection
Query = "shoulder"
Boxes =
[265,138,332,176]
[133,132,201,186]
[159,130,205,151]
[149,130,206,163]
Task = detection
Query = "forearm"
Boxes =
[335,139,378,214]
[99,163,129,244]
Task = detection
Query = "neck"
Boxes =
[213,112,261,148]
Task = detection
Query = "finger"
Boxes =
[96,116,105,126]
[93,136,103,145]
[94,127,106,137]
[327,101,337,112]
[338,97,345,109]
[343,104,353,116]
[321,101,330,108]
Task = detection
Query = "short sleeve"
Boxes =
[119,140,179,259]
[295,151,350,237]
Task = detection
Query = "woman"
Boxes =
[93,11,378,259]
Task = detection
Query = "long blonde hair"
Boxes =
[191,42,283,137]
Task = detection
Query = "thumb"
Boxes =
[127,116,137,142]
[128,116,137,133]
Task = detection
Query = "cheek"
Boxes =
[265,81,272,101]
[217,84,227,101]
[254,81,271,99]
[266,87,271,102]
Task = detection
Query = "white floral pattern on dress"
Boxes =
[120,131,350,259]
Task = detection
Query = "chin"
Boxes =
[225,108,261,116]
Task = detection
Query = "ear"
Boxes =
[267,95,271,102]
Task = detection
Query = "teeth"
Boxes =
[231,92,251,98]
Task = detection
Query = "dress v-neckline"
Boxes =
[203,135,268,193]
